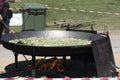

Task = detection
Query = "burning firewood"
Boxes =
[50,59,58,69]
[34,57,64,73]
[56,60,64,72]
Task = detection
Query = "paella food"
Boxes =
[9,37,91,46]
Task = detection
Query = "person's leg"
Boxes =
[6,16,10,26]
[4,16,10,33]
[0,22,4,44]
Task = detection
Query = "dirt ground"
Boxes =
[0,30,120,78]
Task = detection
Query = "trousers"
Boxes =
[0,21,4,39]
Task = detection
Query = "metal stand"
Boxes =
[14,53,18,68]
[32,55,36,77]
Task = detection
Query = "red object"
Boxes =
[25,78,34,80]
[82,78,91,80]
[63,77,72,80]
[100,78,109,80]
[5,78,15,80]
[44,78,53,80]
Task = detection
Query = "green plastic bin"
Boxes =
[21,3,46,31]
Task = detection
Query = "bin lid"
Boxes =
[21,2,46,10]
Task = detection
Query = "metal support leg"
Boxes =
[32,55,36,77]
[63,56,66,62]
[14,53,18,68]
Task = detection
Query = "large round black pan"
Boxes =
[1,30,104,56]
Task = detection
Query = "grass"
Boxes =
[9,0,120,31]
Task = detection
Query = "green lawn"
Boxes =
[10,0,120,31]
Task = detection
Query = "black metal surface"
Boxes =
[91,36,116,77]
[66,28,97,34]
[1,30,103,56]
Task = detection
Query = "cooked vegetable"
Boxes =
[9,37,91,46]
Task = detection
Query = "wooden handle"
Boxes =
[0,20,11,32]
